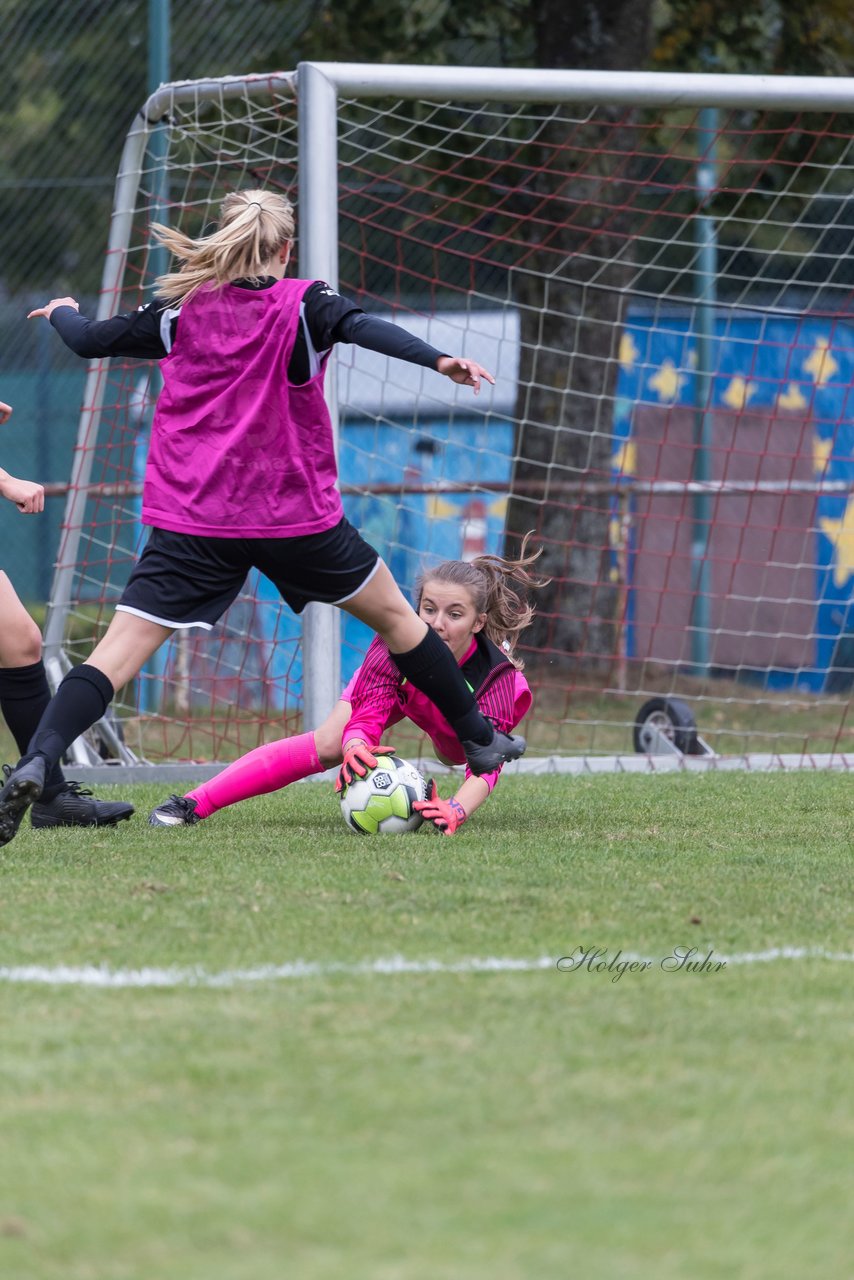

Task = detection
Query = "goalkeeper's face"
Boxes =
[419,580,486,661]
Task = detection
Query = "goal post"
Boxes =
[46,64,854,776]
[297,63,344,732]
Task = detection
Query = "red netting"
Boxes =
[51,80,854,765]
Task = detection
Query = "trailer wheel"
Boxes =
[633,697,699,756]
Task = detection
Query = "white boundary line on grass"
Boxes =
[1,947,852,988]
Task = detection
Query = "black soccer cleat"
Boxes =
[461,728,527,776]
[0,756,47,847]
[30,781,135,830]
[148,794,200,827]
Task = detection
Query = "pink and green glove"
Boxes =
[335,742,395,792]
[414,779,467,835]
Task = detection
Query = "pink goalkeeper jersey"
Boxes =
[340,633,533,791]
[141,277,343,538]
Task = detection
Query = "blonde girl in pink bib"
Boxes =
[0,190,526,844]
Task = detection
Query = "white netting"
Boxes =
[49,73,854,767]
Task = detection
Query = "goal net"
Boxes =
[45,66,854,773]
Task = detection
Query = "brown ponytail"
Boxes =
[416,532,549,669]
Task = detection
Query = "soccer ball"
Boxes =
[339,754,427,835]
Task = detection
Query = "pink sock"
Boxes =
[187,732,323,819]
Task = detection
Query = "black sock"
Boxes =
[0,660,66,793]
[22,664,115,774]
[390,628,493,746]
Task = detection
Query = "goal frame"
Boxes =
[44,63,854,774]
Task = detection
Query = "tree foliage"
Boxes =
[651,0,854,76]
[0,0,310,300]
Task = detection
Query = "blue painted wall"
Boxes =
[612,312,854,691]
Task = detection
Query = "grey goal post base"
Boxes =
[59,751,854,788]
[41,64,854,769]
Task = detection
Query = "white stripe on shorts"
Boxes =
[331,556,383,606]
[115,604,214,631]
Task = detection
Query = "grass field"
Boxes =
[1,770,852,1280]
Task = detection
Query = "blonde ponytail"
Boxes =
[153,189,295,306]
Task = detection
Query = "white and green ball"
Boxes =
[339,754,427,835]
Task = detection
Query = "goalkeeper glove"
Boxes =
[413,779,467,835]
[335,742,395,792]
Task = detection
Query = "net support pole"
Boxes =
[298,62,341,730]
[147,0,171,288]
[139,0,172,714]
[41,117,151,765]
[689,106,719,676]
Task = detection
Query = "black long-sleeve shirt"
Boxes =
[50,278,446,385]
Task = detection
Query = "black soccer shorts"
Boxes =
[116,517,381,629]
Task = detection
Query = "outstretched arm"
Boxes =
[435,355,495,395]
[0,400,44,510]
[331,310,495,393]
[27,297,80,323]
[0,468,44,514]
[416,668,532,834]
[340,636,403,749]
[27,297,168,360]
[415,773,490,835]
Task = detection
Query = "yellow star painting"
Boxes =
[619,332,639,370]
[611,440,637,477]
[777,382,808,412]
[721,376,757,410]
[819,499,854,589]
[648,359,685,403]
[803,338,839,387]
[427,495,508,522]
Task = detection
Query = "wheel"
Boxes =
[633,697,699,756]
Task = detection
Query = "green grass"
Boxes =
[1,772,852,1280]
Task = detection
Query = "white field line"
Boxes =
[0,947,852,989]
